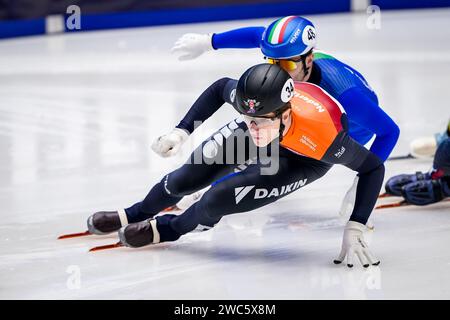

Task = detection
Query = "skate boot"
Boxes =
[118,214,181,248]
[87,209,129,235]
[401,179,448,206]
[384,171,430,196]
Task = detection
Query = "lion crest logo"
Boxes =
[244,99,260,114]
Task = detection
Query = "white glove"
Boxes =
[334,221,380,268]
[410,135,437,158]
[151,128,189,158]
[338,176,359,218]
[175,188,207,210]
[171,33,214,61]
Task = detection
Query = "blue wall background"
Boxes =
[0,0,449,39]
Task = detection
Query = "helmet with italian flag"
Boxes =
[261,16,317,59]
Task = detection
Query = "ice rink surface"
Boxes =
[1,8,450,299]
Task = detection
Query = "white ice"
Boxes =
[0,8,450,299]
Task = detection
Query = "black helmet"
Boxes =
[234,63,295,117]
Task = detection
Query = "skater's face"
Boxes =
[243,109,291,147]
[267,51,314,82]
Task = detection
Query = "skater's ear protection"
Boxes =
[277,103,291,142]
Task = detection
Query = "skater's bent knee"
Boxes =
[357,153,385,175]
[197,186,231,220]
[162,174,200,197]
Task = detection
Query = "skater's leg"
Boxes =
[124,181,183,223]
[125,118,255,223]
[119,153,333,247]
[168,154,332,238]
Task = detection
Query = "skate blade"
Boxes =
[162,205,181,212]
[376,200,408,209]
[89,242,123,252]
[387,153,415,161]
[376,198,450,210]
[58,231,91,239]
[378,192,396,199]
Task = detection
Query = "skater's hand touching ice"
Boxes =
[151,128,189,158]
[334,221,380,268]
[171,33,214,61]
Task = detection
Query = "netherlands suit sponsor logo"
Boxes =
[234,179,308,204]
[293,92,325,112]
[235,185,255,204]
[334,146,346,158]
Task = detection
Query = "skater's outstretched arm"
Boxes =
[339,88,400,161]
[176,77,237,133]
[326,128,384,268]
[171,27,265,60]
[152,78,237,157]
[212,27,265,49]
[322,125,385,225]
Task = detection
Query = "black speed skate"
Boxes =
[118,219,158,248]
[87,210,128,235]
[118,214,181,248]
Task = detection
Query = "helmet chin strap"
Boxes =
[276,111,286,142]
[278,117,285,142]
[300,55,310,80]
[274,104,291,142]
